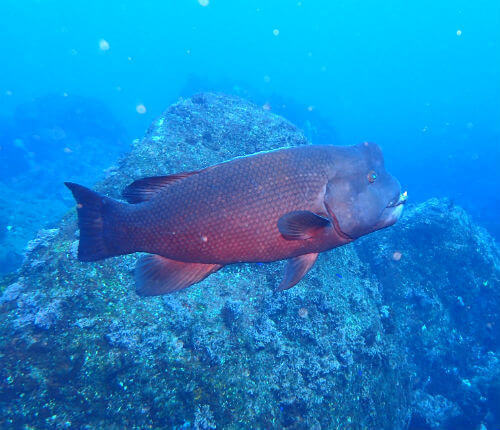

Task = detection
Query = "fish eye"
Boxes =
[367,170,377,183]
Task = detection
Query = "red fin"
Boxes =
[65,182,125,261]
[278,253,319,291]
[122,172,199,204]
[134,254,222,296]
[277,211,330,240]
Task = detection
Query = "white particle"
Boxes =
[198,0,209,6]
[273,29,280,36]
[99,39,110,51]
[136,104,147,114]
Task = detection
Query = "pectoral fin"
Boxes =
[135,254,222,296]
[278,252,319,291]
[277,210,330,240]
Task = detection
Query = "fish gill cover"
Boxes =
[0,94,499,429]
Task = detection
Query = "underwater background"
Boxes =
[0,1,499,429]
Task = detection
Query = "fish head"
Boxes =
[325,142,406,240]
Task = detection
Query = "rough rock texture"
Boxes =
[0,93,499,429]
[356,199,500,429]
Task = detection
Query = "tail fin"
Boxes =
[65,182,128,261]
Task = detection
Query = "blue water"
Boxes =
[0,1,499,428]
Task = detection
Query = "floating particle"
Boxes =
[262,102,271,111]
[99,39,110,51]
[392,251,402,261]
[307,105,314,112]
[298,307,309,318]
[198,0,209,6]
[320,65,327,72]
[127,56,133,61]
[263,75,271,83]
[63,147,72,154]
[116,86,122,92]
[5,90,12,96]
[186,49,191,55]
[456,30,462,36]
[63,92,68,97]
[136,104,147,114]
[273,29,280,36]
[70,48,78,56]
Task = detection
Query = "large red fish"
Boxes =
[66,142,406,296]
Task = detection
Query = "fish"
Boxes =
[65,142,406,296]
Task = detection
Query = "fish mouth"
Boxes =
[324,202,353,242]
[386,191,408,208]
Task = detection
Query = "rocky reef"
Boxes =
[0,93,498,429]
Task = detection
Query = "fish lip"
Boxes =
[386,192,408,208]
[324,202,353,242]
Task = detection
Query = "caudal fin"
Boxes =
[65,182,127,261]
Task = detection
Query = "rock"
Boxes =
[0,94,498,429]
[0,281,24,304]
[355,198,500,428]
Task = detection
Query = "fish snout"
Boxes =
[386,191,408,209]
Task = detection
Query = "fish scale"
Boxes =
[127,145,333,263]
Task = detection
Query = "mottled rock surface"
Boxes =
[356,199,500,429]
[0,94,498,429]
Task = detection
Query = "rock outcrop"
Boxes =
[356,199,500,429]
[0,94,498,429]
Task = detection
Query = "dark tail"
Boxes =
[65,182,131,261]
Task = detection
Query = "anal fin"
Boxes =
[135,254,222,296]
[278,253,319,291]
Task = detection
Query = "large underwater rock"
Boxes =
[356,199,500,429]
[0,93,498,429]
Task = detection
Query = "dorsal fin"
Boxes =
[122,171,199,203]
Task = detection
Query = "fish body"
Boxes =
[66,143,406,295]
